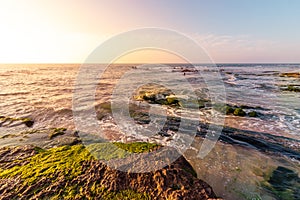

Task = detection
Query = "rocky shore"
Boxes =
[1,72,300,199]
[0,141,222,200]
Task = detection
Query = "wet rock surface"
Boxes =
[262,166,300,199]
[0,125,81,149]
[198,123,300,161]
[126,105,300,161]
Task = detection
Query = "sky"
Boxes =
[0,0,299,63]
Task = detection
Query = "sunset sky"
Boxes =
[0,0,299,63]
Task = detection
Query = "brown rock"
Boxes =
[0,145,222,200]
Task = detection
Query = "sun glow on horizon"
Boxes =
[112,49,188,64]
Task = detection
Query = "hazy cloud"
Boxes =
[192,33,295,63]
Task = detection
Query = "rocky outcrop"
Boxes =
[0,144,222,200]
[280,85,300,92]
[0,116,34,128]
[197,123,300,161]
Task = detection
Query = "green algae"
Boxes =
[226,106,235,115]
[249,111,258,117]
[233,108,246,117]
[21,129,41,135]
[0,142,159,182]
[0,116,34,127]
[86,142,160,161]
[48,127,67,139]
[0,143,153,199]
[113,142,160,153]
[214,104,261,117]
[0,145,93,184]
[87,142,131,160]
[283,85,300,92]
[260,166,300,200]
[166,95,179,105]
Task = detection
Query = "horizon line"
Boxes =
[0,62,300,65]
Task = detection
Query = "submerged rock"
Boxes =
[201,124,300,161]
[0,143,222,200]
[281,85,300,92]
[262,166,300,200]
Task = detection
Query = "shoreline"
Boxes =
[0,114,300,199]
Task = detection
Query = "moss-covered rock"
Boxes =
[214,104,261,118]
[0,145,93,184]
[0,116,34,127]
[86,142,160,161]
[134,84,174,105]
[283,85,300,92]
[261,166,300,200]
[166,95,179,105]
[233,108,246,117]
[248,111,258,117]
[48,127,67,139]
[113,142,160,153]
[0,143,221,200]
[226,106,235,115]
[133,84,209,109]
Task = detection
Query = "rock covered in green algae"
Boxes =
[0,143,222,200]
[225,106,235,115]
[166,95,180,105]
[48,127,67,139]
[133,84,209,109]
[0,116,34,127]
[233,108,246,117]
[134,84,174,105]
[261,166,300,200]
[214,104,261,118]
[248,111,258,117]
[281,85,300,92]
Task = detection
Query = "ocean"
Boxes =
[0,63,299,199]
